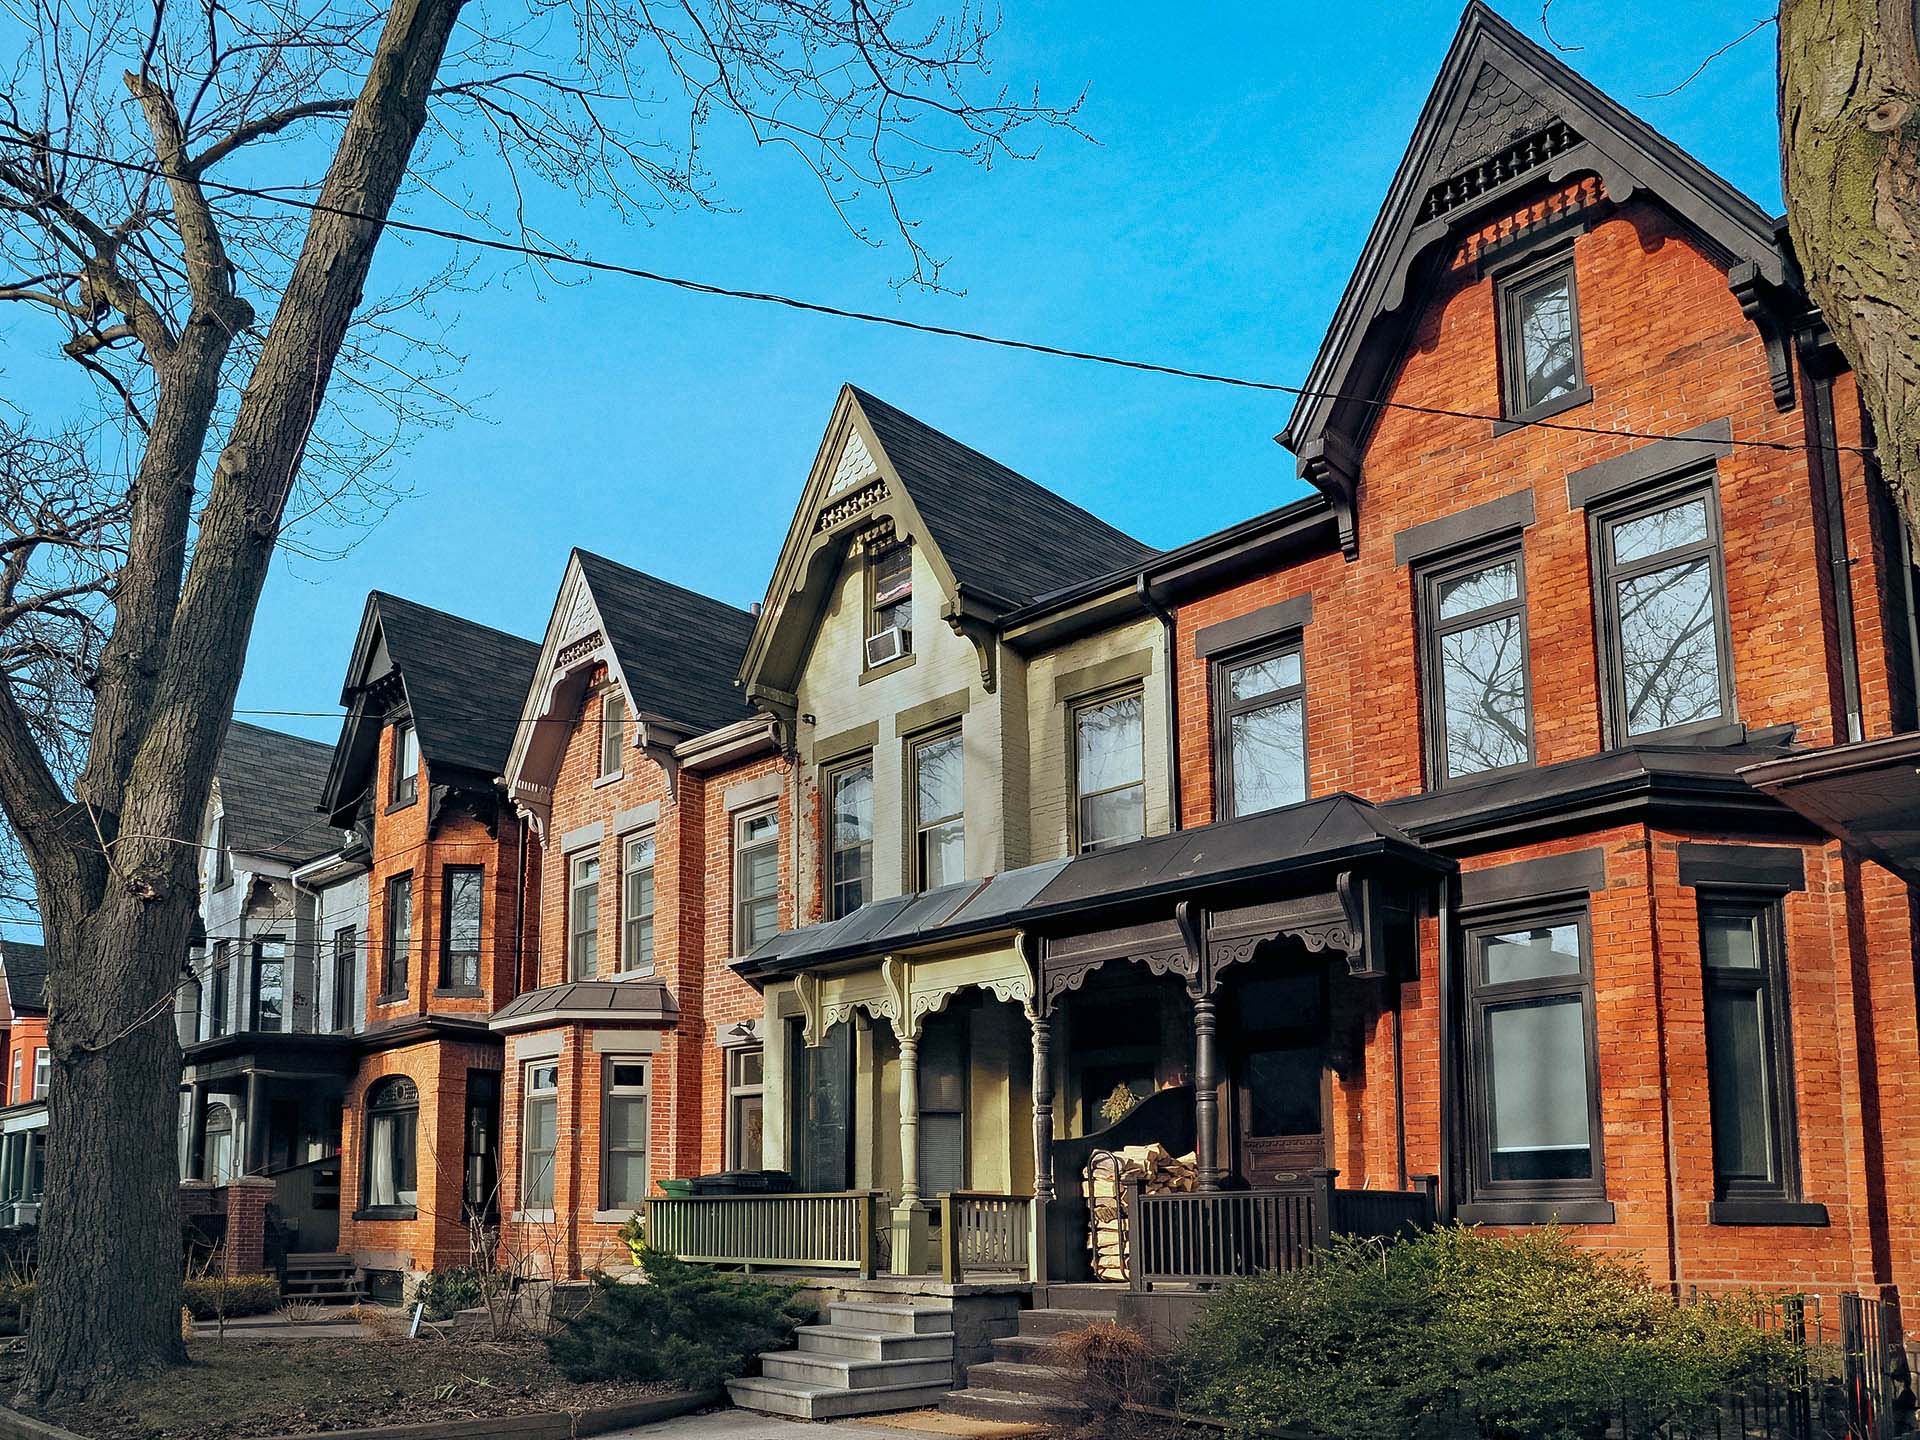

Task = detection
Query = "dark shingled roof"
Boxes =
[371,592,542,781]
[1,939,48,1015]
[851,388,1156,609]
[217,721,349,864]
[574,552,756,736]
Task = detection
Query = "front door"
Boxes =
[1231,970,1328,1188]
[790,1019,854,1191]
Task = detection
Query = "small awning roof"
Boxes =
[735,793,1449,984]
[490,978,678,1033]
[1741,733,1920,886]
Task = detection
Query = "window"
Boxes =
[602,1060,650,1211]
[911,729,965,888]
[382,874,413,999]
[918,1016,968,1196]
[208,941,232,1039]
[29,1048,46,1102]
[362,1076,419,1211]
[1701,899,1800,1201]
[599,689,627,778]
[464,1070,499,1221]
[1498,253,1584,419]
[1420,546,1533,784]
[725,1046,765,1171]
[521,1063,558,1209]
[332,926,357,1032]
[825,758,873,919]
[250,937,287,1032]
[620,834,656,973]
[1073,691,1146,853]
[569,851,600,980]
[204,1103,235,1186]
[440,866,484,991]
[1594,486,1732,741]
[390,720,419,806]
[7,1051,17,1106]
[1464,912,1605,1209]
[733,809,780,951]
[210,812,231,889]
[1214,644,1307,819]
[867,538,913,660]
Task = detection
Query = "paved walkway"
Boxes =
[601,1407,1039,1439]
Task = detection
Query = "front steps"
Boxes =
[281,1252,364,1305]
[728,1300,956,1419]
[941,1283,1127,1425]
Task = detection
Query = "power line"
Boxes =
[12,139,1871,460]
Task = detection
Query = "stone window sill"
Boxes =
[1492,383,1593,437]
[593,1209,641,1225]
[593,771,623,789]
[511,1209,556,1225]
[1709,1199,1828,1227]
[353,1205,418,1222]
[1455,1198,1615,1226]
[858,653,916,686]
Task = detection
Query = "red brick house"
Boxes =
[0,939,44,1224]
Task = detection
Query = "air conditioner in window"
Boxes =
[865,627,909,668]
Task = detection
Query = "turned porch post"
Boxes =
[1030,1004,1054,1283]
[890,1025,931,1275]
[1192,990,1223,1191]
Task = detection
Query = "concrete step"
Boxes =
[796,1324,955,1361]
[1017,1306,1109,1338]
[959,1361,1084,1401]
[990,1333,1064,1365]
[1042,1284,1127,1314]
[827,1301,953,1335]
[940,1387,1090,1426]
[283,1284,363,1300]
[760,1351,953,1390]
[726,1374,954,1420]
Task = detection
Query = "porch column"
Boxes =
[890,1029,930,1275]
[1192,991,1223,1191]
[244,1070,266,1175]
[185,1080,209,1182]
[1029,1006,1054,1283]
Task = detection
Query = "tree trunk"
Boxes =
[1780,0,1920,548]
[19,0,467,1399]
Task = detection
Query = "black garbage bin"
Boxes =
[685,1169,797,1196]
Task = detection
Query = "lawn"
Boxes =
[0,1336,682,1440]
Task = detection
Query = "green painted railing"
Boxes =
[646,1191,884,1277]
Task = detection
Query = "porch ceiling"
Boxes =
[1741,733,1920,886]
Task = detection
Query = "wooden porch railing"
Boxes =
[646,1191,884,1277]
[935,1192,1030,1283]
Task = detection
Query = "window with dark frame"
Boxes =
[620,833,655,973]
[1498,253,1584,419]
[726,1046,765,1171]
[911,728,965,889]
[1213,642,1307,818]
[1072,689,1146,853]
[569,851,600,981]
[521,1062,558,1209]
[362,1075,419,1211]
[332,925,357,1032]
[390,720,419,806]
[599,689,627,778]
[1419,545,1534,784]
[825,758,873,920]
[463,1070,499,1221]
[734,809,780,951]
[210,811,231,889]
[250,936,287,1032]
[382,873,413,999]
[31,1046,48,1101]
[1463,911,1606,1208]
[601,1059,650,1211]
[867,538,913,654]
[208,940,232,1039]
[1593,482,1733,741]
[1700,897,1800,1202]
[439,865,484,991]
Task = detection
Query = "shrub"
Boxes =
[0,1280,33,1336]
[416,1266,488,1321]
[1174,1225,1797,1440]
[182,1273,281,1320]
[546,1246,812,1391]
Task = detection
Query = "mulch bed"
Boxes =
[0,1336,681,1440]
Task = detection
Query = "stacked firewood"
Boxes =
[1083,1144,1201,1280]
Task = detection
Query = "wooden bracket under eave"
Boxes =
[1728,260,1801,413]
[1298,431,1362,560]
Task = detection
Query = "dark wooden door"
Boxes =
[792,1019,854,1191]
[1231,971,1328,1188]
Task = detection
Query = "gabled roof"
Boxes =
[217,721,350,864]
[1279,2,1792,545]
[323,592,541,818]
[573,551,757,736]
[1,939,47,1016]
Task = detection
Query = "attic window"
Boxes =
[390,721,419,806]
[1418,120,1579,223]
[1498,252,1585,420]
[866,538,913,667]
[599,689,628,778]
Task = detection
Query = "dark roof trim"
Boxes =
[1393,489,1535,567]
[1141,494,1338,602]
[1566,417,1734,509]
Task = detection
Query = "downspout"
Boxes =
[513,811,530,995]
[1435,880,1456,1222]
[1809,370,1865,741]
[1136,575,1182,830]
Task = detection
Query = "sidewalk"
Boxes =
[601,1407,1041,1439]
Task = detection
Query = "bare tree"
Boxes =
[1780,1,1920,549]
[0,0,1074,1399]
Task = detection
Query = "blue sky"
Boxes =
[21,0,1786,750]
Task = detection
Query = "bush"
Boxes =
[1174,1225,1798,1440]
[416,1267,488,1321]
[546,1246,812,1391]
[182,1274,281,1320]
[0,1280,33,1336]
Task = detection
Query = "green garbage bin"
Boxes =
[657,1178,693,1197]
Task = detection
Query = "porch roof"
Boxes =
[735,792,1447,983]
[1740,731,1920,886]
[489,978,678,1033]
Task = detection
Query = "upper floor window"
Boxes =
[1073,691,1145,853]
[9,1051,18,1105]
[332,925,357,1032]
[911,728,965,889]
[865,538,913,667]
[621,833,655,973]
[1701,898,1799,1203]
[207,940,233,1039]
[251,937,287,1032]
[826,758,873,919]
[1214,643,1306,818]
[382,873,413,999]
[31,1046,48,1101]
[1498,253,1584,420]
[1594,485,1732,741]
[734,809,780,952]
[569,851,600,981]
[1419,546,1533,784]
[440,866,484,991]
[390,720,420,806]
[522,1062,559,1209]
[599,689,627,778]
[209,812,231,889]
